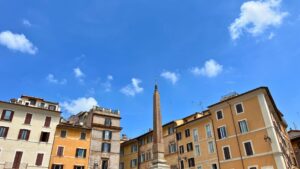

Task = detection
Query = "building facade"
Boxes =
[0,95,61,169]
[289,130,300,167]
[120,87,298,169]
[49,122,91,169]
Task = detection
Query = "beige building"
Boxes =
[120,87,298,169]
[0,95,61,169]
[289,130,300,167]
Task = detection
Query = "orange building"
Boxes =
[49,122,91,169]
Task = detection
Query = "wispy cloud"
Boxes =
[73,67,85,83]
[191,59,223,78]
[229,0,288,40]
[102,75,114,92]
[46,74,67,85]
[120,78,144,96]
[0,30,38,54]
[22,19,32,27]
[62,97,98,114]
[160,71,179,84]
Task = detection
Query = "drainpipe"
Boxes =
[226,101,245,169]
[209,116,221,169]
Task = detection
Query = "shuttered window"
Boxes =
[35,153,44,166]
[44,117,51,127]
[244,141,254,156]
[24,113,32,124]
[101,143,111,153]
[40,132,50,142]
[187,142,193,152]
[57,146,64,156]
[18,129,30,140]
[188,158,195,167]
[223,146,231,160]
[75,148,87,158]
[74,166,84,169]
[0,126,9,138]
[103,130,112,140]
[185,129,190,137]
[1,110,14,121]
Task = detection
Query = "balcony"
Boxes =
[4,162,27,169]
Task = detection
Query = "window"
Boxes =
[205,124,212,138]
[1,110,14,121]
[235,103,244,114]
[130,159,137,168]
[80,132,86,140]
[185,129,190,137]
[44,116,51,127]
[102,143,111,153]
[169,142,177,153]
[188,158,195,167]
[102,160,108,169]
[249,167,257,169]
[216,110,223,120]
[180,160,184,169]
[0,126,9,138]
[239,120,249,133]
[52,164,64,169]
[212,164,218,169]
[146,151,151,161]
[75,148,87,158]
[223,146,231,160]
[60,130,67,138]
[104,118,112,126]
[103,130,112,140]
[35,153,44,166]
[18,129,30,140]
[195,145,201,156]
[217,126,227,139]
[29,99,36,106]
[187,142,193,152]
[168,127,175,135]
[179,145,184,154]
[24,113,32,124]
[244,141,254,156]
[48,105,56,111]
[208,141,215,153]
[176,132,182,140]
[197,166,202,169]
[119,163,124,169]
[40,132,50,142]
[193,129,199,142]
[74,166,84,169]
[57,146,64,156]
[140,153,145,163]
[147,135,152,143]
[131,144,138,152]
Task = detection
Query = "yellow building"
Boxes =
[50,122,91,169]
[120,87,298,169]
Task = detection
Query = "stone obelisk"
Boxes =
[151,84,170,169]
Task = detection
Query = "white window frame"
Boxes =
[193,128,199,142]
[235,102,245,114]
[208,141,215,154]
[217,125,227,139]
[247,165,258,169]
[195,144,201,156]
[222,145,232,160]
[238,119,249,134]
[243,140,255,156]
[205,123,212,138]
[216,109,224,120]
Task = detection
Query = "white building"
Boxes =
[0,95,61,169]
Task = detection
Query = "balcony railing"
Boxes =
[4,162,27,169]
[93,106,120,115]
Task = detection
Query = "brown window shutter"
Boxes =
[4,127,9,137]
[24,114,32,124]
[1,110,5,120]
[35,153,44,166]
[44,117,51,127]
[18,130,22,139]
[26,130,30,140]
[9,111,14,121]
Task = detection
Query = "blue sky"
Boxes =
[0,0,299,138]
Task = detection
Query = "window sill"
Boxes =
[23,123,32,126]
[0,120,12,122]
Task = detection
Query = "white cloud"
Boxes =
[120,78,144,96]
[229,0,288,40]
[191,59,223,78]
[268,32,275,39]
[62,97,98,114]
[46,74,67,85]
[22,19,32,27]
[102,75,114,92]
[0,30,38,54]
[74,67,84,78]
[160,71,179,84]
